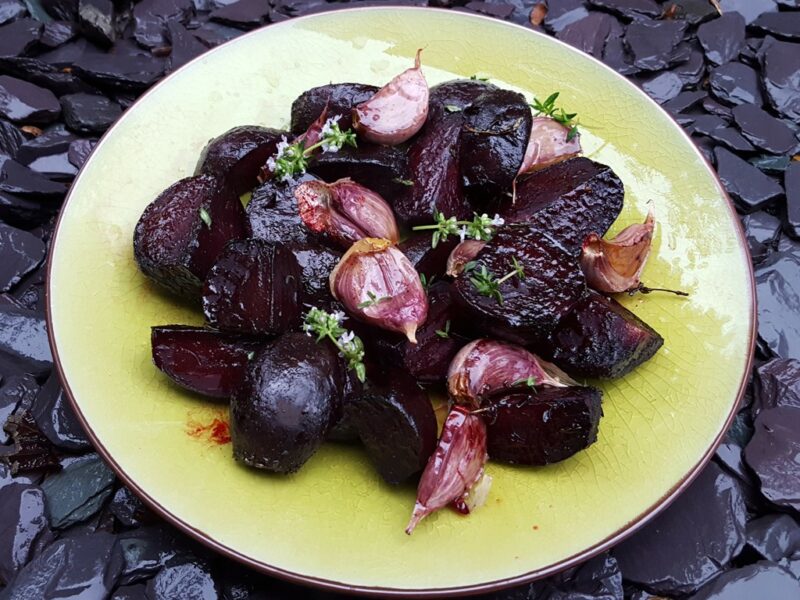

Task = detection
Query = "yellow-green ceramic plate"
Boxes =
[48,7,755,597]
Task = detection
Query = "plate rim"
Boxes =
[45,6,757,598]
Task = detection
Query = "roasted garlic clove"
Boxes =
[446,240,486,277]
[580,208,655,294]
[517,116,582,175]
[406,406,488,534]
[295,179,400,248]
[353,49,429,145]
[330,238,428,342]
[447,339,573,407]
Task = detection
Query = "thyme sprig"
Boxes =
[302,307,366,382]
[412,210,505,248]
[267,117,357,182]
[357,291,392,309]
[530,92,579,141]
[465,257,526,305]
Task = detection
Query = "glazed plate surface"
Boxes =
[48,7,755,596]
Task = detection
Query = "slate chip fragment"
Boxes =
[785,161,800,239]
[745,407,800,512]
[720,0,778,25]
[697,11,746,66]
[588,0,660,20]
[72,51,165,92]
[755,251,800,359]
[209,0,270,28]
[690,561,800,599]
[40,20,78,48]
[732,103,799,155]
[745,514,800,562]
[0,483,53,584]
[0,0,27,25]
[0,76,61,124]
[613,462,747,595]
[753,11,800,40]
[626,18,686,71]
[133,0,194,49]
[40,453,116,529]
[535,552,623,599]
[31,370,90,451]
[742,211,781,264]
[166,21,207,72]
[109,486,155,528]
[0,223,45,293]
[0,18,42,58]
[60,92,121,134]
[0,119,25,159]
[709,61,765,107]
[145,559,219,600]
[0,302,52,377]
[543,0,589,33]
[714,147,783,213]
[760,37,800,121]
[1,531,125,599]
[77,0,116,47]
[117,526,184,584]
[640,71,682,103]
[557,11,619,57]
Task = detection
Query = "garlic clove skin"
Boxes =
[406,406,488,534]
[446,240,486,277]
[330,238,428,343]
[580,208,655,294]
[295,179,400,248]
[353,49,429,146]
[295,104,329,148]
[517,116,582,175]
[447,339,573,407]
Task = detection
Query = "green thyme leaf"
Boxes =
[199,207,212,228]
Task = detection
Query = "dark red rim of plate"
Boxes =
[46,6,757,598]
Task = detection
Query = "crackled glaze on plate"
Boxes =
[47,8,754,597]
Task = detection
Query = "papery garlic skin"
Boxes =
[446,240,486,277]
[447,339,573,407]
[517,116,582,175]
[406,406,488,534]
[353,49,429,145]
[295,179,399,248]
[580,208,655,294]
[330,238,428,343]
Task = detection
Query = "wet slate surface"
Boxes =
[613,462,747,595]
[0,1,799,598]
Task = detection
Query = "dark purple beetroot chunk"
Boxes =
[394,112,470,225]
[428,78,497,120]
[231,332,342,473]
[151,326,262,399]
[284,241,341,308]
[133,174,247,300]
[398,234,458,281]
[195,125,286,195]
[460,88,532,201]
[485,386,602,465]
[202,239,301,335]
[307,142,408,202]
[346,367,437,484]
[547,291,664,379]
[503,157,624,256]
[246,175,315,244]
[290,82,378,134]
[453,223,586,345]
[371,281,465,383]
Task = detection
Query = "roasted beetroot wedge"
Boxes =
[394,113,470,225]
[231,333,343,473]
[453,223,586,345]
[202,239,302,335]
[290,83,379,133]
[460,88,532,200]
[195,125,286,195]
[546,291,664,379]
[151,326,261,399]
[307,143,408,202]
[346,368,438,484]
[133,174,247,300]
[246,175,316,244]
[485,386,603,466]
[428,79,498,120]
[284,241,342,308]
[370,281,466,382]
[502,157,624,256]
[399,234,458,281]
